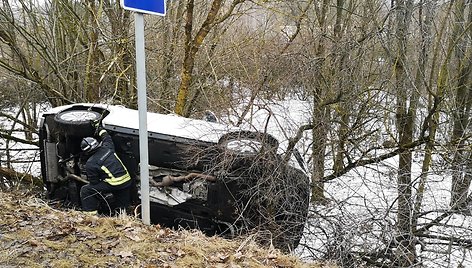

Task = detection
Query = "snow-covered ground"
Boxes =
[0,104,48,177]
[230,97,472,267]
[2,99,472,267]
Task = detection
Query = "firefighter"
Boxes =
[79,124,132,215]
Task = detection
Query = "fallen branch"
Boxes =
[0,167,43,187]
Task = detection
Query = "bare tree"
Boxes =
[2,0,472,266]
[174,0,246,116]
[391,0,417,265]
[0,0,135,106]
[154,0,186,113]
[449,0,472,209]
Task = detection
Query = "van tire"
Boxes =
[54,109,101,136]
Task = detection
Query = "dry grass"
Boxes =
[0,190,334,268]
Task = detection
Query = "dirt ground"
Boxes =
[0,190,332,268]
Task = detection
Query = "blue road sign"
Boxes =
[121,0,166,16]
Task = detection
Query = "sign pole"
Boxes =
[121,0,165,226]
[135,12,150,225]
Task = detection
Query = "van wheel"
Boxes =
[54,109,101,136]
[218,131,278,155]
[216,131,279,172]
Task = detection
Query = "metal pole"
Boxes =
[135,12,150,225]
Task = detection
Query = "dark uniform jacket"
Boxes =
[85,130,131,186]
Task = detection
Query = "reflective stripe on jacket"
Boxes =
[85,130,131,186]
[101,153,131,186]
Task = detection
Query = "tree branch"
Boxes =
[0,130,39,147]
[322,136,430,182]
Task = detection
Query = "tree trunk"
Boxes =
[84,0,101,102]
[158,0,185,113]
[332,0,347,174]
[412,0,435,230]
[311,105,328,203]
[393,0,417,266]
[104,0,134,108]
[310,0,330,204]
[175,0,224,116]
[449,0,472,208]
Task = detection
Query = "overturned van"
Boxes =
[38,103,310,251]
